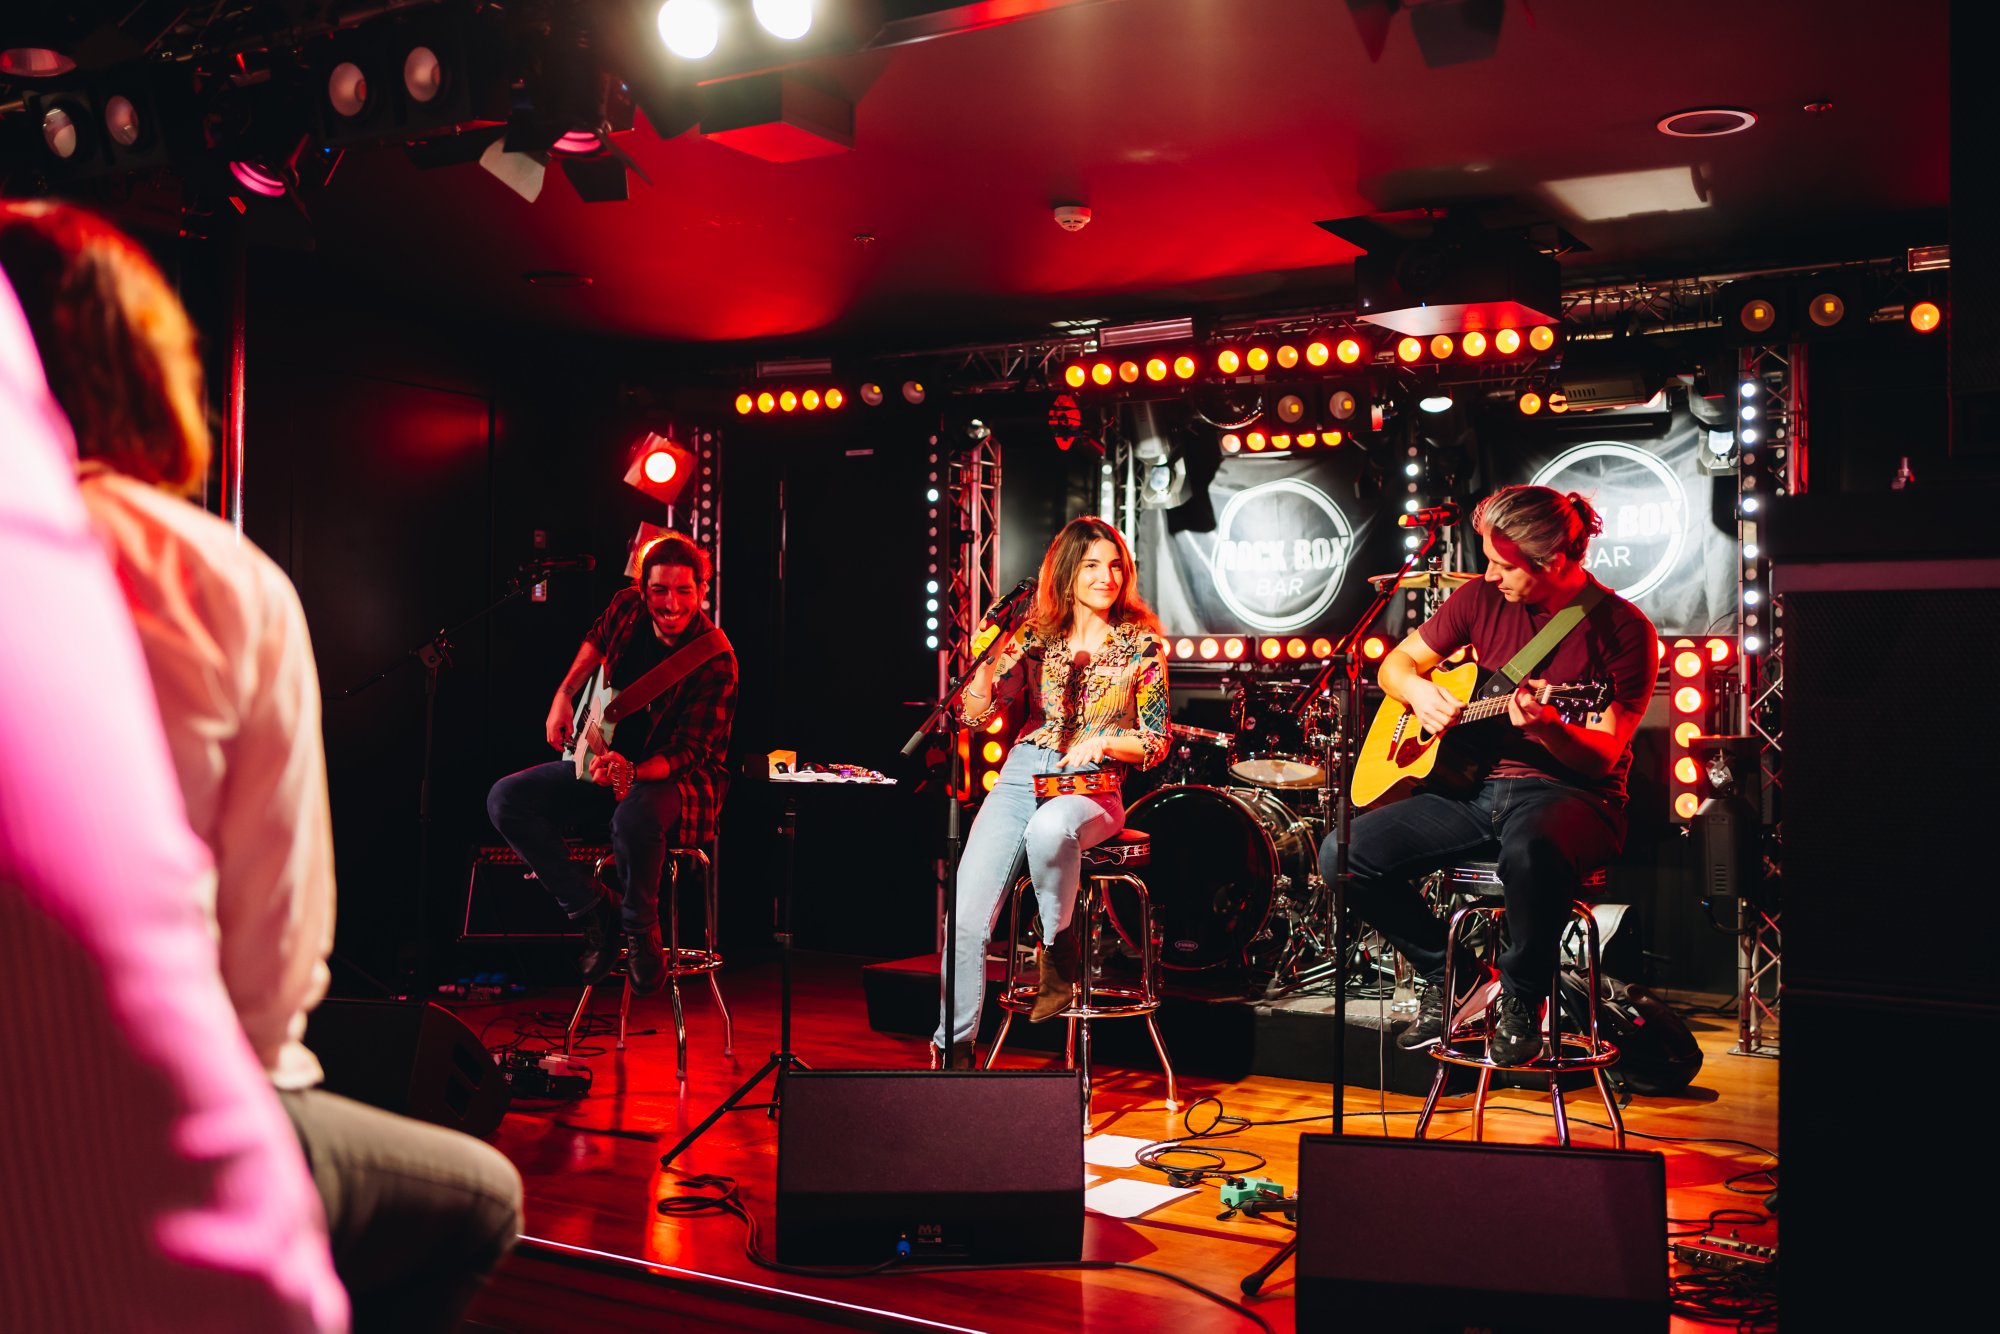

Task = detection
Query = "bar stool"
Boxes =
[1413,859,1623,1148]
[983,830,1178,1129]
[564,847,733,1082]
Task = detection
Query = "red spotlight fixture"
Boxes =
[801,389,821,410]
[622,431,695,504]
[1337,337,1364,365]
[1217,348,1242,375]
[1910,300,1942,333]
[1091,362,1114,385]
[1260,638,1282,660]
[1518,390,1542,415]
[735,393,754,415]
[1430,334,1455,360]
[1145,356,1169,382]
[1199,637,1220,660]
[1118,360,1141,383]
[1528,325,1556,351]
[825,387,845,409]
[1173,354,1198,380]
[757,391,776,413]
[1286,638,1308,659]
[1461,331,1488,357]
[1311,637,1334,658]
[1276,344,1301,369]
[1673,685,1704,714]
[779,390,799,411]
[1064,363,1087,388]
[1362,635,1388,660]
[1245,429,1268,451]
[1705,637,1733,664]
[1305,338,1331,367]
[1494,328,1522,355]
[1397,337,1423,364]
[1245,346,1271,372]
[1224,637,1246,660]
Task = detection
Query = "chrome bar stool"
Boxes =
[983,830,1177,1129]
[564,847,733,1081]
[1413,860,1622,1147]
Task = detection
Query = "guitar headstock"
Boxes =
[1537,680,1612,721]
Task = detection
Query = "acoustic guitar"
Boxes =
[1350,662,1610,807]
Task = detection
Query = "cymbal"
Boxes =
[1367,569,1479,592]
[1170,722,1231,746]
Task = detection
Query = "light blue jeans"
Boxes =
[935,742,1124,1046]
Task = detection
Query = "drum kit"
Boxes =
[1115,567,1477,993]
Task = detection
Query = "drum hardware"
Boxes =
[1228,680,1335,789]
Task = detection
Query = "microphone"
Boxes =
[1397,504,1460,528]
[518,554,596,574]
[970,579,1037,655]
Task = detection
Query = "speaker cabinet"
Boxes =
[776,1070,1083,1265]
[307,999,509,1138]
[462,845,608,939]
[1296,1135,1667,1332]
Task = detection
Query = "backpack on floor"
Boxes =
[1556,970,1705,1097]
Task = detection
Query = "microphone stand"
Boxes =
[339,568,554,989]
[900,613,1025,1063]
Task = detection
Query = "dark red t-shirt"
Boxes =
[1415,576,1658,803]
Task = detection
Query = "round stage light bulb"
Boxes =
[1419,394,1453,414]
[329,62,369,118]
[1276,345,1300,369]
[1494,328,1522,355]
[1528,325,1557,351]
[1145,357,1168,381]
[1910,300,1941,333]
[1090,362,1113,386]
[1246,347,1270,372]
[1065,363,1087,388]
[658,0,721,60]
[1519,391,1542,415]
[1461,331,1488,357]
[825,387,845,409]
[860,382,884,406]
[779,390,799,412]
[1173,354,1197,379]
[801,389,821,410]
[756,391,776,413]
[104,95,141,146]
[1306,340,1331,367]
[1337,337,1363,364]
[754,0,814,40]
[41,106,79,159]
[1217,349,1241,374]
[734,393,754,415]
[902,380,926,404]
[643,451,678,484]
[1430,335,1455,360]
[404,46,443,102]
[1397,337,1422,363]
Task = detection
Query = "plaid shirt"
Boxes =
[583,589,737,848]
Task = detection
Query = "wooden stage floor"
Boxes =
[460,953,1778,1332]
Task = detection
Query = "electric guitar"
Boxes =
[1351,662,1611,807]
[563,666,630,797]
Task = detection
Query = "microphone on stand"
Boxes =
[517,554,597,575]
[971,579,1037,655]
[1397,504,1460,528]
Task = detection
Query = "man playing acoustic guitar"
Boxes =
[1324,485,1658,1063]
[487,533,736,991]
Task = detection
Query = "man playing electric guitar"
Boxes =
[487,533,737,991]
[1319,486,1658,1062]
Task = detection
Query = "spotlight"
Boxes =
[1276,344,1301,369]
[1429,335,1455,359]
[1397,337,1423,363]
[1910,300,1942,333]
[1273,392,1309,425]
[735,393,753,414]
[1305,338,1331,367]
[1807,291,1845,328]
[622,431,695,504]
[1336,337,1365,364]
[825,387,845,409]
[1419,394,1453,413]
[1091,362,1114,386]
[1064,364,1087,388]
[801,389,821,410]
[1119,360,1141,384]
[1326,389,1361,423]
[40,100,88,160]
[757,391,776,413]
[1461,331,1488,357]
[1224,637,1245,660]
[1245,347,1271,372]
[779,390,799,411]
[901,380,927,404]
[1220,432,1243,454]
[1146,356,1169,381]
[1173,354,1197,380]
[1738,299,1777,335]
[658,0,722,59]
[1528,325,1557,351]
[1518,390,1543,415]
[1217,348,1242,374]
[1494,328,1522,355]
[860,382,884,406]
[753,0,815,41]
[1546,391,1568,413]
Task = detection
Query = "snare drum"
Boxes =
[1229,681,1331,788]
[1118,784,1314,970]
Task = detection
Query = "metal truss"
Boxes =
[1734,901,1782,1058]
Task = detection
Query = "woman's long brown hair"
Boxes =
[0,200,209,495]
[1022,516,1164,641]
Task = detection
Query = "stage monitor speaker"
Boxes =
[1296,1135,1667,1332]
[462,845,608,939]
[776,1070,1083,1265]
[308,999,509,1139]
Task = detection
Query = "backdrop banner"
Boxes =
[1489,408,1737,637]
[1135,451,1399,642]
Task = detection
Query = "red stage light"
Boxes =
[1529,325,1556,351]
[825,387,845,409]
[1065,364,1087,388]
[1146,357,1169,382]
[1430,334,1455,360]
[981,770,1000,793]
[1705,637,1732,663]
[735,393,754,415]
[780,390,800,412]
[1224,637,1245,660]
[1673,721,1702,748]
[1397,337,1423,363]
[1325,430,1344,446]
[1276,344,1300,369]
[1260,638,1282,660]
[1518,391,1542,415]
[1337,337,1364,365]
[983,741,1004,764]
[1674,756,1700,785]
[1217,349,1242,374]
[1245,430,1268,451]
[1306,339,1331,367]
[1091,362,1114,385]
[1461,331,1488,357]
[642,451,678,485]
[1119,360,1141,383]
[986,715,1007,734]
[1363,635,1388,660]
[1175,638,1194,658]
[1246,347,1271,372]
[1674,791,1700,820]
[1286,638,1307,659]
[1296,431,1317,447]
[1311,637,1334,658]
[1173,354,1197,380]
[757,391,776,413]
[1673,650,1703,678]
[1546,392,1569,413]
[801,389,821,410]
[1910,300,1942,333]
[1494,328,1522,355]
[1271,433,1292,450]
[1199,637,1220,660]
[1674,686,1704,714]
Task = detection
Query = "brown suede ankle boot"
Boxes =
[930,1040,976,1070]
[1030,924,1078,1023]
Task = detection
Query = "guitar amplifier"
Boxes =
[461,844,610,940]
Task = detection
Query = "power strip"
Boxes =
[1674,1233,1777,1277]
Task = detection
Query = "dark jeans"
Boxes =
[485,760,685,932]
[280,1087,521,1334]
[1318,777,1626,1000]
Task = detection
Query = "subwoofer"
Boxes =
[1296,1135,1667,1332]
[775,1070,1082,1265]
[307,999,509,1139]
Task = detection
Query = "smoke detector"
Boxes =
[1053,204,1092,232]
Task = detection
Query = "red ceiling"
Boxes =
[307,0,1950,349]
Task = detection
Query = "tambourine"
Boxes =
[1032,770,1121,799]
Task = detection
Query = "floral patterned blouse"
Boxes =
[962,619,1171,775]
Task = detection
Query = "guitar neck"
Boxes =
[1454,681,1592,724]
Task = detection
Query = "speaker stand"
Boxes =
[660,788,810,1167]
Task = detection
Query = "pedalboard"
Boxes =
[1673,1233,1777,1277]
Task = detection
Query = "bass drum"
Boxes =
[1117,785,1315,971]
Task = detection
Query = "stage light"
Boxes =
[1324,430,1343,446]
[1064,364,1086,388]
[1119,360,1141,383]
[1430,335,1455,359]
[658,0,721,59]
[1224,638,1245,660]
[1518,390,1543,415]
[1808,291,1845,328]
[1363,635,1388,660]
[757,391,776,413]
[1297,431,1317,447]
[39,102,84,159]
[1741,496,1759,513]
[1740,380,1758,398]
[987,715,1007,734]
[1674,792,1701,820]
[1743,588,1761,606]
[1175,638,1194,658]
[982,740,1004,764]
[1306,339,1331,367]
[644,452,678,485]
[1525,325,1554,351]
[1245,430,1267,451]
[404,45,443,102]
[1740,404,1757,421]
[1674,650,1703,677]
[1091,362,1113,385]
[1312,637,1334,657]
[1738,299,1776,335]
[1740,427,1759,445]
[1260,638,1282,660]
[622,431,695,504]
[1246,347,1271,372]
[1146,357,1169,381]
[1419,394,1453,413]
[1271,433,1292,450]
[1743,542,1759,560]
[825,387,844,409]
[1675,756,1700,785]
[801,389,821,410]
[1546,391,1568,413]
[230,160,290,197]
[1744,634,1763,653]
[1327,389,1360,422]
[902,380,926,404]
[2,48,75,78]
[1286,638,1308,659]
[1199,637,1219,660]
[1461,331,1488,357]
[1274,392,1308,425]
[753,0,814,40]
[1217,349,1241,374]
[1706,637,1733,663]
[1674,686,1704,713]
[860,382,884,406]
[735,393,754,414]
[981,770,1000,793]
[1494,328,1522,355]
[1337,337,1364,364]
[1910,300,1942,333]
[1173,354,1197,380]
[1397,337,1423,363]
[327,62,370,118]
[1220,432,1242,454]
[1674,721,1702,747]
[777,390,798,412]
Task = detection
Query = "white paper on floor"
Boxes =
[1083,1178,1198,1220]
[1081,1134,1155,1168]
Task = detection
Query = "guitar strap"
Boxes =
[603,626,731,724]
[1480,582,1607,699]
